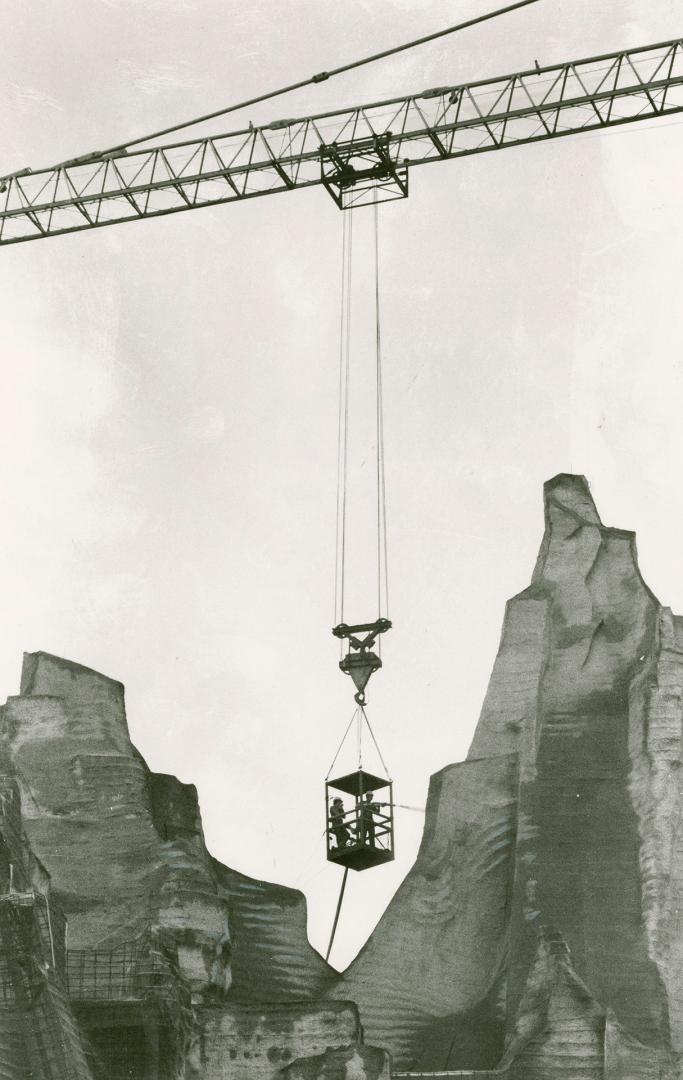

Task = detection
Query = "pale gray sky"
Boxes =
[2,0,683,968]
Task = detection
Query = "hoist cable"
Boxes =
[334,210,353,629]
[71,0,542,162]
[342,215,353,624]
[325,866,349,963]
[334,212,348,627]
[374,198,389,623]
[375,197,382,623]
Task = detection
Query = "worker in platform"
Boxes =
[330,797,351,850]
[360,791,382,848]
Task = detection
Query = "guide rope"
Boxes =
[325,866,349,963]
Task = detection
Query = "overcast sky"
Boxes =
[2,0,683,968]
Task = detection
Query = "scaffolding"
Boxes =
[67,929,196,1079]
[0,778,32,897]
[0,774,197,1078]
[0,892,65,1005]
[0,891,94,1080]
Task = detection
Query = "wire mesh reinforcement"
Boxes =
[67,930,196,1080]
[66,930,186,1005]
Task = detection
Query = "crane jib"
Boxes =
[1,37,682,244]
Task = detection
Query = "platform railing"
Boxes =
[327,807,393,854]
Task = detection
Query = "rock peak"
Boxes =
[543,473,602,527]
[20,650,124,697]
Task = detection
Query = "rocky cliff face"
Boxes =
[4,651,330,999]
[331,474,683,1077]
[0,651,336,1078]
[1,474,682,1080]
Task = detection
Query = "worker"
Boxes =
[329,797,350,850]
[360,791,382,848]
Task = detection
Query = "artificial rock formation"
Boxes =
[331,473,683,1076]
[0,651,338,1079]
[0,473,682,1079]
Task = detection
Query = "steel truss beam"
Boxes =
[1,38,682,245]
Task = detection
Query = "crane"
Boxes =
[0,36,682,246]
[3,16,682,964]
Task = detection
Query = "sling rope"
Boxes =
[52,0,542,165]
[326,707,358,779]
[357,708,363,769]
[360,705,391,777]
[326,702,391,778]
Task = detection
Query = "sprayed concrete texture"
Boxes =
[201,1002,362,1080]
[0,474,682,1078]
[283,1043,391,1080]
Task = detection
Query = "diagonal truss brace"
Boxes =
[1,37,682,244]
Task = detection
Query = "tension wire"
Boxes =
[64,0,542,162]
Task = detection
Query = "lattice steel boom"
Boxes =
[1,37,682,245]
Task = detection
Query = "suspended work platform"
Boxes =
[326,769,394,872]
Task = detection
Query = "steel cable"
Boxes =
[68,0,542,163]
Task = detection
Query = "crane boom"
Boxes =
[1,37,682,246]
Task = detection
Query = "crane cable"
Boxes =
[61,0,542,165]
[375,196,389,626]
[334,211,353,631]
[334,202,388,631]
